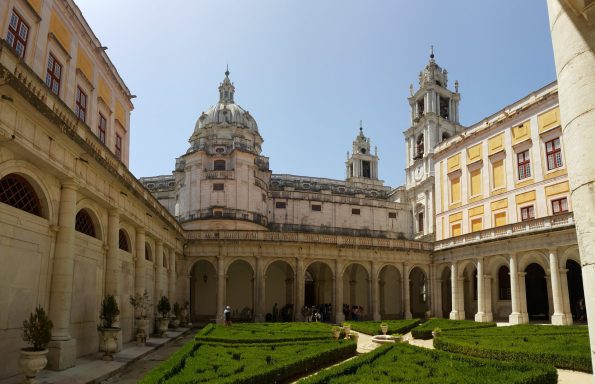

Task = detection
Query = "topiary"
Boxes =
[22,306,53,351]
[100,294,120,329]
[157,296,171,318]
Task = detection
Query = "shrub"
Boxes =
[99,294,120,329]
[196,322,333,343]
[349,319,421,336]
[129,289,151,319]
[411,318,495,340]
[157,296,171,318]
[22,306,53,351]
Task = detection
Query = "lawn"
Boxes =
[298,343,557,384]
[196,322,333,343]
[411,318,496,339]
[435,324,591,372]
[348,319,421,335]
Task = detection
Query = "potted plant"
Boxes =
[392,333,403,343]
[331,325,341,340]
[350,331,359,343]
[20,306,53,383]
[432,327,442,338]
[380,322,389,335]
[129,290,151,345]
[98,294,120,360]
[180,301,190,327]
[156,296,171,337]
[342,322,351,339]
[171,302,181,330]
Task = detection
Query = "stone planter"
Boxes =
[19,348,48,383]
[135,318,150,345]
[99,328,120,361]
[380,324,388,335]
[157,317,169,337]
[332,330,340,340]
[180,309,188,327]
[350,332,359,343]
[170,317,180,330]
[343,325,351,339]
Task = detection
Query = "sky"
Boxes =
[75,0,556,187]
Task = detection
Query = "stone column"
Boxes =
[549,248,569,325]
[547,0,595,368]
[449,262,464,320]
[559,268,573,325]
[216,256,225,324]
[295,258,305,321]
[255,257,266,322]
[154,240,164,303]
[134,229,146,297]
[47,181,77,370]
[475,258,487,322]
[518,272,529,324]
[484,274,494,322]
[168,250,176,303]
[335,259,344,324]
[509,254,524,324]
[403,263,412,319]
[371,261,380,321]
[105,208,121,304]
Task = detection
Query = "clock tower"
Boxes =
[404,48,463,239]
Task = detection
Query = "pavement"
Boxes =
[0,328,194,384]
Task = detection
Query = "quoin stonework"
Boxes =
[0,0,593,380]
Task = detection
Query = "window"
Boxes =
[145,245,151,261]
[470,218,482,232]
[520,206,535,221]
[388,212,397,219]
[45,53,62,95]
[0,174,41,217]
[115,134,122,159]
[213,209,223,218]
[362,161,371,178]
[418,212,424,232]
[311,204,322,212]
[450,175,461,204]
[214,160,226,171]
[275,202,286,209]
[494,212,507,227]
[75,87,87,123]
[352,208,360,215]
[213,183,224,191]
[416,134,424,158]
[498,266,511,300]
[163,253,168,268]
[469,168,482,197]
[75,209,96,238]
[552,197,568,215]
[517,150,531,180]
[118,229,129,251]
[6,10,29,59]
[545,138,563,170]
[492,159,505,189]
[451,223,461,237]
[98,113,107,144]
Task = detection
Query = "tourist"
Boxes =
[224,305,232,326]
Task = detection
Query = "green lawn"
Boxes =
[349,319,421,335]
[298,343,557,384]
[411,318,496,339]
[435,324,591,372]
[196,322,333,343]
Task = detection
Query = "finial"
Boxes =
[409,83,413,96]
[430,45,434,59]
[225,64,230,77]
[359,120,363,131]
[455,80,459,93]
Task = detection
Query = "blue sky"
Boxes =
[76,0,555,187]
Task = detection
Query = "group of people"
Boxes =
[302,304,333,322]
[343,304,366,321]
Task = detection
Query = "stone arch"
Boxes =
[304,261,333,312]
[75,207,102,240]
[439,264,452,318]
[343,263,370,321]
[462,263,477,320]
[566,258,585,322]
[378,265,402,319]
[487,255,511,320]
[145,242,153,261]
[560,246,580,266]
[118,228,131,252]
[226,259,254,321]
[525,263,550,321]
[409,266,429,317]
[517,250,549,272]
[265,260,294,322]
[0,160,54,222]
[190,259,217,322]
[75,199,104,240]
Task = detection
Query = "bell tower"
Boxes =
[346,122,383,187]
[404,47,463,239]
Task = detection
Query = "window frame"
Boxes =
[45,52,62,96]
[98,113,107,144]
[75,86,87,123]
[213,183,224,191]
[516,149,531,180]
[311,204,322,212]
[6,10,30,59]
[115,133,122,160]
[352,208,361,215]
[213,159,226,171]
[551,197,568,215]
[520,205,535,221]
[545,137,563,171]
[275,201,286,209]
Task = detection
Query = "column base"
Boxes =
[47,338,76,371]
[373,313,381,321]
[551,313,572,325]
[335,312,345,324]
[449,310,465,320]
[404,311,412,319]
[509,312,527,325]
[474,312,493,322]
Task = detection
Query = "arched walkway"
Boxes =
[440,267,452,318]
[525,263,549,321]
[304,262,333,320]
[379,265,402,319]
[265,260,294,321]
[343,263,370,321]
[409,267,429,318]
[190,260,217,322]
[463,265,477,320]
[226,260,254,322]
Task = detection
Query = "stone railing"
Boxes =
[178,208,268,227]
[186,230,433,251]
[268,223,406,240]
[434,213,574,251]
[203,170,235,180]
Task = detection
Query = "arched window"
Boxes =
[118,229,130,251]
[75,209,96,238]
[418,212,424,233]
[214,159,226,171]
[498,266,511,300]
[416,134,424,158]
[442,132,450,141]
[0,174,42,217]
[145,243,152,261]
[163,252,168,268]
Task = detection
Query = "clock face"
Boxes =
[415,164,424,181]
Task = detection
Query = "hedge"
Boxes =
[299,343,557,384]
[411,318,496,340]
[434,325,591,373]
[196,322,334,343]
[349,319,422,336]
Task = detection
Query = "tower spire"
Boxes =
[219,66,235,103]
[430,45,434,59]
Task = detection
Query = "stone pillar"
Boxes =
[449,262,464,320]
[475,258,487,322]
[255,257,266,322]
[560,268,573,325]
[549,248,569,325]
[403,263,412,319]
[295,258,305,321]
[484,274,494,322]
[154,240,164,303]
[518,272,529,324]
[105,208,121,305]
[547,0,595,368]
[168,250,176,304]
[216,256,225,324]
[371,261,380,321]
[134,229,146,297]
[47,181,77,370]
[509,254,524,324]
[335,259,344,324]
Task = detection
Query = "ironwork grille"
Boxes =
[75,210,96,238]
[0,174,41,216]
[118,229,129,251]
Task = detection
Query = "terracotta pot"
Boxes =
[19,348,48,383]
[99,328,120,361]
[157,317,169,337]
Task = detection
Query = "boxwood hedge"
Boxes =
[411,318,496,339]
[349,319,421,336]
[298,343,557,384]
[196,322,333,343]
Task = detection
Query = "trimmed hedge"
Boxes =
[411,318,496,340]
[434,325,591,373]
[196,322,334,343]
[298,343,557,384]
[349,319,421,336]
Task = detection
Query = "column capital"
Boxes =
[136,227,146,235]
[60,180,78,191]
[156,238,164,246]
[108,207,120,217]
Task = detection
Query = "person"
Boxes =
[223,305,232,326]
[272,302,278,322]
